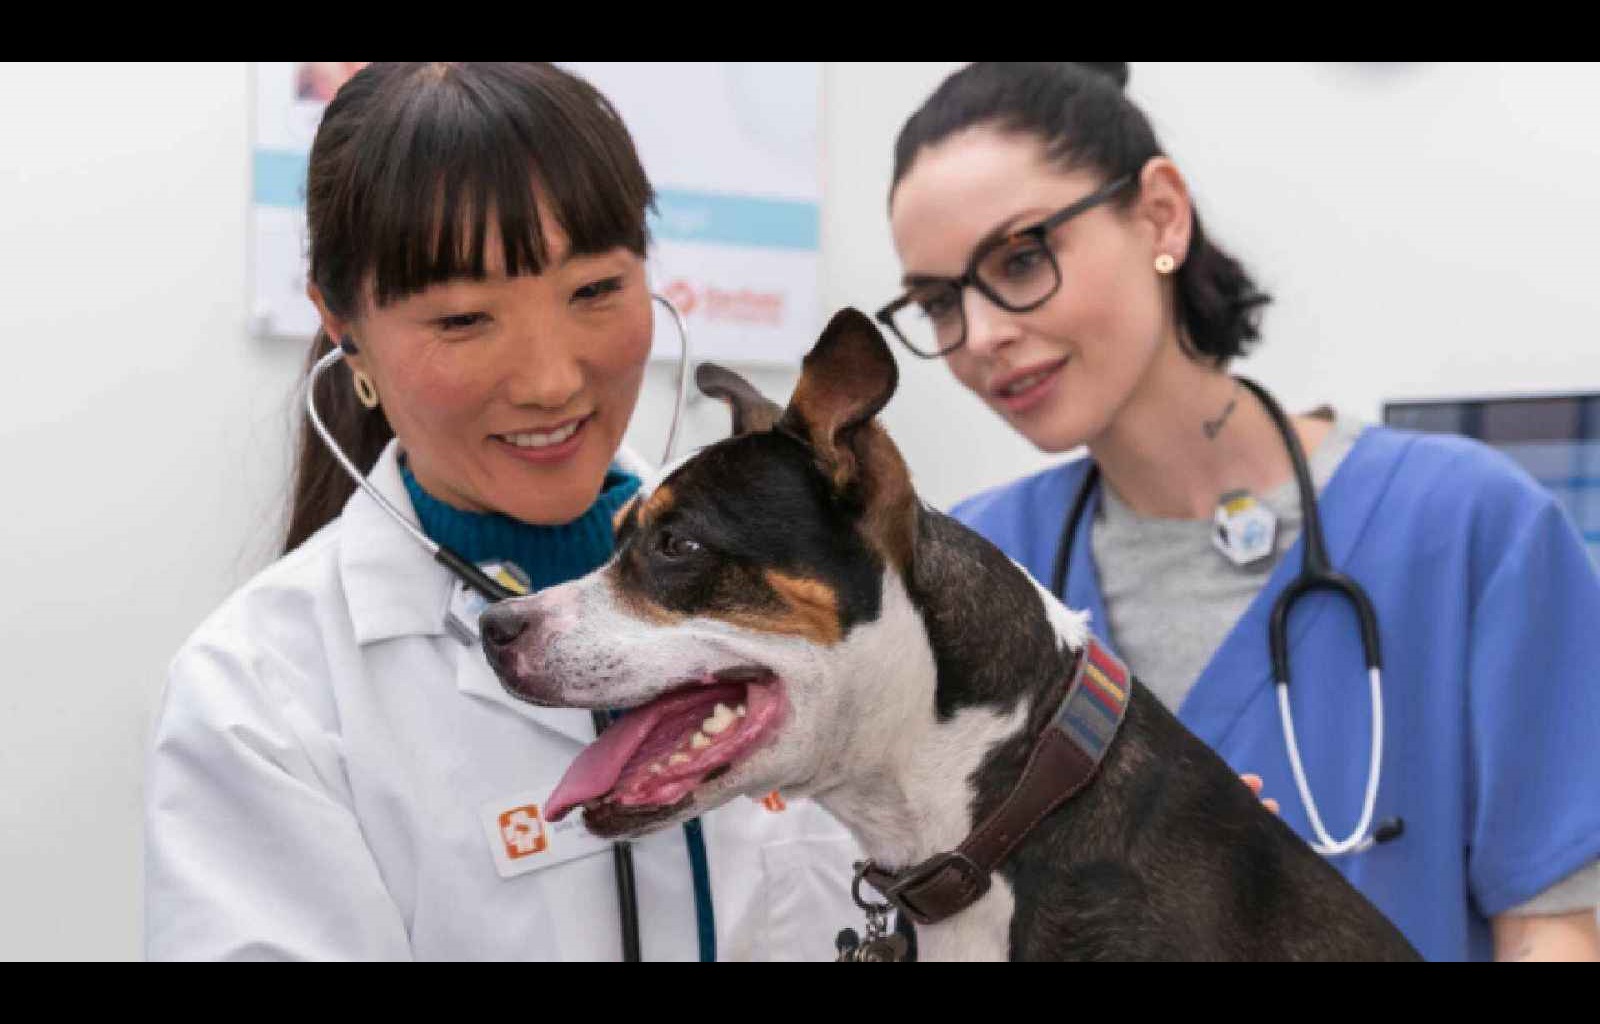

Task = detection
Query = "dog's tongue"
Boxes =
[545,707,665,823]
[545,681,755,823]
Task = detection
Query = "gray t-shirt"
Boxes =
[1092,411,1359,713]
[1088,411,1597,917]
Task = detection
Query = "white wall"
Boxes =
[1,63,307,961]
[2,62,1597,960]
[1128,62,1600,416]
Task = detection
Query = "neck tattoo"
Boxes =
[1202,382,1241,441]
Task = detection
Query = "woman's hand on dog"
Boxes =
[1241,773,1280,815]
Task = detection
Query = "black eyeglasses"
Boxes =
[876,175,1134,358]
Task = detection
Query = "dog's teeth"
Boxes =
[704,704,736,735]
[734,704,747,717]
[690,731,711,750]
[649,762,665,775]
[668,753,691,766]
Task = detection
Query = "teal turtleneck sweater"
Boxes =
[399,460,641,593]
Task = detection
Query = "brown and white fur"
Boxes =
[481,309,1421,961]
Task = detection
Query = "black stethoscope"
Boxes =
[1050,377,1403,856]
[305,294,716,960]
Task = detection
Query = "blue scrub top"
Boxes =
[953,425,1600,961]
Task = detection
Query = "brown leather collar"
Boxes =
[859,637,1131,926]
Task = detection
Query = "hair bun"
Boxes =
[1074,62,1129,90]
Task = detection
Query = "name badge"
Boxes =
[481,788,614,879]
[1213,490,1279,567]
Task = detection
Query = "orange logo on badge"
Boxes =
[499,805,549,859]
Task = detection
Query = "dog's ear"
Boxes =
[779,308,899,492]
[695,362,783,436]
[781,309,917,569]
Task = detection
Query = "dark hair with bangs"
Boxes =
[891,63,1270,369]
[285,62,655,553]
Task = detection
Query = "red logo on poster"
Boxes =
[662,279,698,317]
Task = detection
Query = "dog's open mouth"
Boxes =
[546,667,787,830]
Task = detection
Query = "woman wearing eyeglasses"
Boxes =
[877,62,1600,962]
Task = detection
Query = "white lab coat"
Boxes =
[144,442,863,961]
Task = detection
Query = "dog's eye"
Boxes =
[654,529,703,560]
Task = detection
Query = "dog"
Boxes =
[480,309,1421,961]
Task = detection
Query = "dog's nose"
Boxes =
[480,605,530,650]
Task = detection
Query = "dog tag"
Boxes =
[855,933,909,962]
[836,903,907,962]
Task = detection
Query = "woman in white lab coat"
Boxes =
[143,62,859,961]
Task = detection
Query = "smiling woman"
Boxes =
[143,62,863,963]
[289,62,656,544]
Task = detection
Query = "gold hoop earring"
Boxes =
[352,369,380,409]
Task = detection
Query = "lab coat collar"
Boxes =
[339,441,599,746]
[339,440,455,646]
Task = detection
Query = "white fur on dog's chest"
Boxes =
[810,577,1036,962]
[913,881,1015,961]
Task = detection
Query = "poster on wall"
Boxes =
[249,62,367,343]
[250,62,821,365]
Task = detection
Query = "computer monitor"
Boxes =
[1383,393,1600,567]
